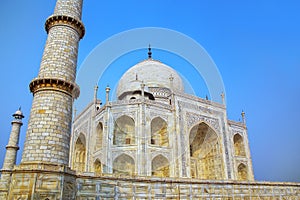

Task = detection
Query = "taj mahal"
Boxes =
[0,0,299,199]
[71,48,253,182]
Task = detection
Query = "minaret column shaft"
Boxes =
[21,0,84,166]
[38,25,80,81]
[2,120,22,170]
[54,0,83,20]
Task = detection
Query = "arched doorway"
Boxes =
[73,133,86,172]
[113,154,135,176]
[151,155,170,177]
[237,163,248,180]
[151,117,168,146]
[189,122,225,179]
[233,134,246,156]
[113,115,135,145]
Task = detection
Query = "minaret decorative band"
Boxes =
[45,15,85,39]
[29,78,80,99]
[21,0,84,166]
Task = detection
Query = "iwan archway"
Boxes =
[189,122,225,179]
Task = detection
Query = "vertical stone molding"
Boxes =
[21,0,84,166]
[2,109,24,171]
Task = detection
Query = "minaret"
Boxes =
[21,0,85,166]
[2,109,24,171]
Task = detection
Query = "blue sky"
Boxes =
[0,1,299,182]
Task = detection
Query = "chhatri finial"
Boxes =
[148,44,152,59]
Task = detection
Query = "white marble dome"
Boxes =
[116,59,184,98]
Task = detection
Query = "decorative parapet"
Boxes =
[45,15,85,39]
[176,92,226,110]
[228,120,246,129]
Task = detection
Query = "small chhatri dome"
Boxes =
[13,107,24,119]
[116,59,184,99]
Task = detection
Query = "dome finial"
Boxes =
[148,44,152,59]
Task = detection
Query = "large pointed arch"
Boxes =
[72,133,86,172]
[189,122,225,179]
[237,163,248,180]
[113,115,135,145]
[233,133,246,156]
[113,154,135,176]
[151,155,170,177]
[150,117,168,146]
